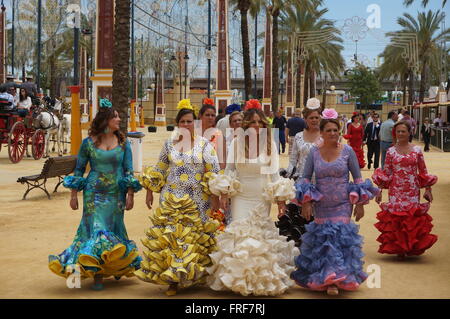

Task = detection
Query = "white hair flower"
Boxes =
[306,98,321,110]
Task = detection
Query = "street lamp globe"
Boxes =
[330,85,336,91]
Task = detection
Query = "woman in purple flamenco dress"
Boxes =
[290,112,379,295]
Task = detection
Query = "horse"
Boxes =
[33,107,62,157]
[60,114,71,154]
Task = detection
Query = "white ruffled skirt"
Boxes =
[207,201,298,296]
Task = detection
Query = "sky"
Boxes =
[322,0,449,68]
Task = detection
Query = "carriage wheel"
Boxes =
[8,121,26,163]
[32,129,46,160]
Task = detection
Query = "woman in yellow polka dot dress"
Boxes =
[135,103,222,296]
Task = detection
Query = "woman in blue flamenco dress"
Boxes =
[48,100,142,290]
[290,110,379,296]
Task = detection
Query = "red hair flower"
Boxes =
[245,99,262,111]
[203,98,215,106]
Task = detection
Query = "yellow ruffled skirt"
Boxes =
[135,193,220,288]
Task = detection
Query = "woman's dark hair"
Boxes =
[320,118,341,131]
[175,108,196,124]
[89,107,125,147]
[19,88,28,102]
[199,104,216,118]
[351,114,359,122]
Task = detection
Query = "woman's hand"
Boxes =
[375,191,382,204]
[277,201,286,218]
[354,204,365,222]
[302,202,312,221]
[70,190,78,210]
[424,189,433,202]
[146,190,153,210]
[220,195,229,211]
[125,191,134,210]
[211,195,220,211]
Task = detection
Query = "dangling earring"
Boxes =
[104,127,110,134]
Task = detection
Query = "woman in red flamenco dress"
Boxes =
[344,113,365,168]
[372,121,438,258]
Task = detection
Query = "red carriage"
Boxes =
[0,108,46,163]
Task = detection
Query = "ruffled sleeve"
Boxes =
[119,140,142,193]
[63,138,89,191]
[372,168,391,189]
[295,179,323,203]
[348,179,380,205]
[139,166,167,192]
[263,177,296,202]
[417,148,438,188]
[206,171,242,197]
[139,141,170,192]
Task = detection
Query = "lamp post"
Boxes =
[81,28,93,118]
[37,0,42,92]
[150,82,156,122]
[253,13,258,99]
[207,0,212,98]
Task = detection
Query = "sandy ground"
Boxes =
[0,127,449,299]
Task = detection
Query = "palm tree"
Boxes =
[403,0,447,8]
[280,2,343,108]
[391,10,450,102]
[112,0,131,133]
[230,0,264,101]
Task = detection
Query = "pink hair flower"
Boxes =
[322,108,338,120]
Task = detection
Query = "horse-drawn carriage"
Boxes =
[0,107,46,163]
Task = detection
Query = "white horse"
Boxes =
[60,114,71,154]
[33,109,62,157]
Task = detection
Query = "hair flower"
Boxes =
[225,103,241,114]
[322,108,338,120]
[306,98,321,110]
[203,98,215,106]
[100,98,112,108]
[244,99,262,111]
[177,99,193,111]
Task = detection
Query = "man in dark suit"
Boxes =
[363,112,381,170]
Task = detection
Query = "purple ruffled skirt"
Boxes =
[290,220,368,291]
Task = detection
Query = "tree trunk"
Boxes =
[419,61,427,103]
[239,1,252,101]
[309,70,315,99]
[271,7,280,113]
[322,72,328,108]
[408,69,414,105]
[112,0,131,134]
[295,57,302,108]
[402,72,408,106]
[303,61,310,107]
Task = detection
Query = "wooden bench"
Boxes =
[17,155,78,200]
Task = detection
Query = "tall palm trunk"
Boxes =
[408,69,414,105]
[112,0,131,134]
[322,72,328,108]
[402,72,408,106]
[303,60,310,106]
[309,70,315,99]
[239,1,252,101]
[419,61,427,103]
[295,55,303,108]
[271,6,280,112]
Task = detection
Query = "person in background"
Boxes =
[366,110,374,124]
[402,111,416,142]
[216,103,241,137]
[0,86,15,111]
[398,108,406,122]
[273,110,288,154]
[22,75,38,97]
[267,111,274,125]
[433,113,443,127]
[16,88,33,117]
[9,87,18,108]
[379,111,398,168]
[215,108,225,125]
[286,108,306,156]
[363,112,381,170]
[421,117,432,152]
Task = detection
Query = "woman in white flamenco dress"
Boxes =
[206,106,298,296]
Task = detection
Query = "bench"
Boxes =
[17,155,78,200]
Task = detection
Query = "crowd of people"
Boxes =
[47,97,439,297]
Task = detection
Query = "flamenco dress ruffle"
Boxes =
[290,180,378,291]
[134,192,220,288]
[49,175,142,279]
[373,169,438,256]
[207,203,298,296]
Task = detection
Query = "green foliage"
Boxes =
[346,63,382,108]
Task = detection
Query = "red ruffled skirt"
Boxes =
[374,203,438,256]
